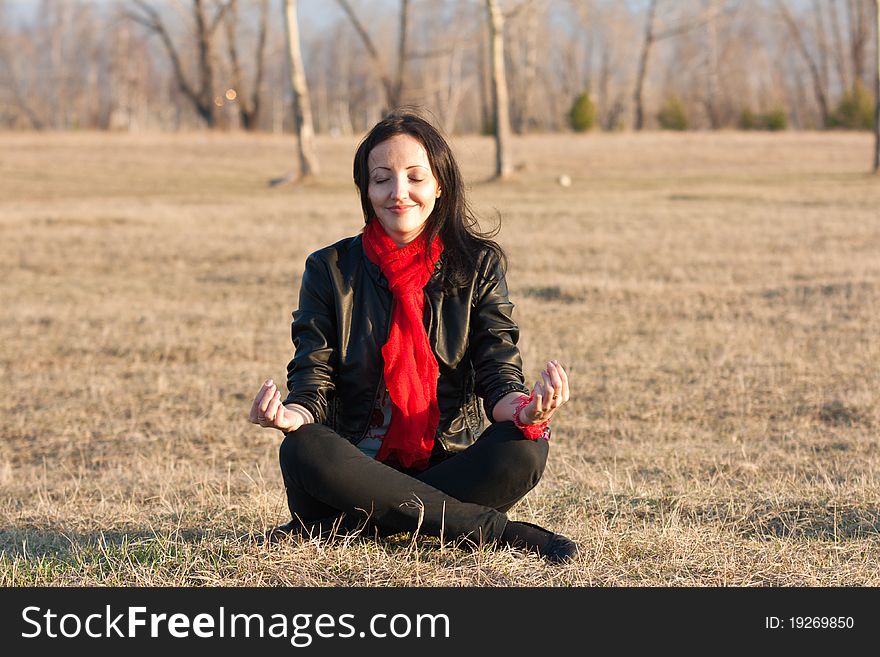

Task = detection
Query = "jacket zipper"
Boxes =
[358,297,395,442]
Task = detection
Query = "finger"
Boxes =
[259,381,278,413]
[263,392,280,425]
[547,360,569,405]
[540,370,555,406]
[533,381,545,416]
[547,362,564,391]
[265,391,278,419]
[552,360,570,402]
[249,379,273,420]
[548,362,566,404]
[254,380,274,413]
[266,390,282,424]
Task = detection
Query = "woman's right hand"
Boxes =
[248,379,304,432]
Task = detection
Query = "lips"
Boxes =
[387,205,416,213]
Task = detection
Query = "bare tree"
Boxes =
[812,1,833,98]
[827,0,871,95]
[508,1,538,133]
[633,0,726,130]
[0,0,866,138]
[569,0,631,131]
[873,0,879,172]
[224,0,269,130]
[402,1,482,134]
[127,0,232,128]
[703,0,723,127]
[776,0,830,126]
[847,0,871,86]
[275,0,319,184]
[632,0,659,130]
[485,0,530,179]
[478,11,492,134]
[0,4,46,129]
[486,0,512,178]
[829,0,851,91]
[335,0,410,113]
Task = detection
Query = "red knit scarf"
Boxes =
[362,219,444,471]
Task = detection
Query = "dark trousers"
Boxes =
[278,420,549,544]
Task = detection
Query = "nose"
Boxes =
[390,176,410,202]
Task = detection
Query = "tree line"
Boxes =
[1,1,878,171]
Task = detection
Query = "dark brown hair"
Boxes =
[353,108,506,288]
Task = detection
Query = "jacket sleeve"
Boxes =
[470,250,530,421]
[282,252,337,424]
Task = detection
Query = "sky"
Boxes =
[1,0,396,30]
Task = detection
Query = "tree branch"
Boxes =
[251,0,269,117]
[127,0,200,108]
[776,0,829,122]
[503,0,533,21]
[335,0,394,107]
[654,0,730,41]
[209,0,235,35]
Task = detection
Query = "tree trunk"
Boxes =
[193,0,217,127]
[873,0,879,172]
[777,0,830,127]
[519,2,538,133]
[249,0,269,130]
[393,0,409,108]
[282,0,319,180]
[829,0,851,92]
[478,15,492,134]
[705,0,721,128]
[847,0,869,86]
[225,0,269,131]
[812,0,831,98]
[633,0,658,131]
[486,0,513,179]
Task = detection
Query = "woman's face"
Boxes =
[367,134,441,247]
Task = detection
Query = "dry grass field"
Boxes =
[1,130,879,586]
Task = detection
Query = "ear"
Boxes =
[436,187,442,198]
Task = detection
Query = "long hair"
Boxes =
[353,108,506,289]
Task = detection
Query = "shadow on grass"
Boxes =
[0,527,242,561]
[743,504,880,541]
[0,524,432,564]
[600,496,880,541]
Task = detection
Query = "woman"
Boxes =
[249,110,577,563]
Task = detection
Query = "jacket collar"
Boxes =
[357,233,388,288]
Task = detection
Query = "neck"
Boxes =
[391,228,425,249]
[372,219,425,249]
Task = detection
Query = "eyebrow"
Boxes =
[370,165,430,174]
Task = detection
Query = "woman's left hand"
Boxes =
[520,360,570,425]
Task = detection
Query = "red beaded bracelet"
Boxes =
[512,393,551,441]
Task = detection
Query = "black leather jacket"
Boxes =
[283,234,529,460]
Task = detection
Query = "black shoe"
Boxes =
[261,520,304,545]
[543,531,579,564]
[260,514,357,546]
[500,520,579,564]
